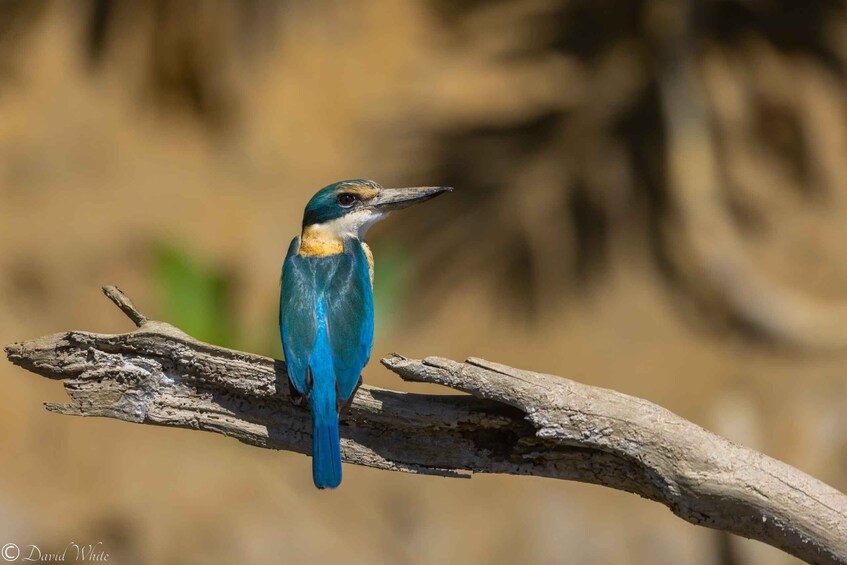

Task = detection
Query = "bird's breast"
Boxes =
[361,242,374,286]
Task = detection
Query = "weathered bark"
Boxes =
[4,286,847,564]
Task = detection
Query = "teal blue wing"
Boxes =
[324,242,374,402]
[280,238,374,402]
[280,236,319,395]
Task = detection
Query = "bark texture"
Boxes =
[4,286,847,564]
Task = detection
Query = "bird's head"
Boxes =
[301,179,451,241]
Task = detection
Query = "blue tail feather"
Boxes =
[306,298,343,489]
[311,411,341,489]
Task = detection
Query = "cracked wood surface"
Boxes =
[4,286,847,564]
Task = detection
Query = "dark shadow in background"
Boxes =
[1,0,845,325]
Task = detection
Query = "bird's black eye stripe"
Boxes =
[337,193,358,207]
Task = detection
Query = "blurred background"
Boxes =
[1,0,847,563]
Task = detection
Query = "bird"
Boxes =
[280,179,451,489]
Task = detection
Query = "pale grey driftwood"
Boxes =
[4,286,847,564]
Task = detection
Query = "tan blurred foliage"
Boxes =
[1,1,847,564]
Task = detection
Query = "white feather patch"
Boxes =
[322,209,386,240]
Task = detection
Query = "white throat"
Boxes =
[320,209,386,240]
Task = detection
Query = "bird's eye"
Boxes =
[337,193,357,207]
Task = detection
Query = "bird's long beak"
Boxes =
[370,186,452,212]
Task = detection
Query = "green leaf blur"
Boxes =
[153,243,236,348]
[370,241,411,336]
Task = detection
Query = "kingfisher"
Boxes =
[280,179,451,489]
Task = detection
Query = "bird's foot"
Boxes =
[288,382,307,407]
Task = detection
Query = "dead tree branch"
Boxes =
[4,286,847,564]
